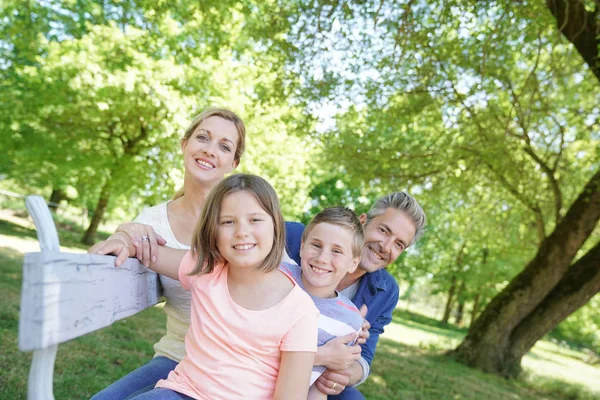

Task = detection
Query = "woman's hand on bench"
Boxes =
[116,222,166,267]
[88,232,136,267]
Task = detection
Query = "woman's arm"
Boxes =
[89,232,186,280]
[273,351,315,400]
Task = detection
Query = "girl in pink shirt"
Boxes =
[92,174,319,400]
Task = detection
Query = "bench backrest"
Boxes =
[18,196,160,400]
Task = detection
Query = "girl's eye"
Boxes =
[220,220,234,225]
[220,143,232,152]
[251,218,263,223]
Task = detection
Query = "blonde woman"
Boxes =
[92,108,246,399]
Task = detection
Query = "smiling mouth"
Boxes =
[233,244,255,251]
[195,159,215,169]
[368,247,386,262]
[310,264,331,275]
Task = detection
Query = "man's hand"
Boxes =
[315,367,351,396]
[315,333,361,370]
[356,304,370,345]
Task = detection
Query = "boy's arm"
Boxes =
[273,351,315,400]
[89,232,186,280]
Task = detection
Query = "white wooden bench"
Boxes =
[18,196,161,400]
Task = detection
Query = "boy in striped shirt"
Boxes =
[281,207,365,399]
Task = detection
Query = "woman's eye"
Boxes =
[197,134,209,142]
[220,144,232,152]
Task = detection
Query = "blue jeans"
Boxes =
[129,388,195,399]
[329,386,365,400]
[91,356,179,400]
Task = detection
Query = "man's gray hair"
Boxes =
[366,192,426,245]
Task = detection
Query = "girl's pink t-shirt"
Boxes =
[156,251,319,399]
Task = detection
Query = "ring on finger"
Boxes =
[141,236,150,242]
[331,382,337,390]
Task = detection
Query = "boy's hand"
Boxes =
[356,304,370,345]
[315,333,361,370]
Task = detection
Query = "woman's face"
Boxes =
[182,116,239,185]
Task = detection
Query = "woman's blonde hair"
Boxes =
[189,174,286,276]
[173,108,246,200]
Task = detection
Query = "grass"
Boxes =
[1,214,599,399]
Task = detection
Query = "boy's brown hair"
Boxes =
[301,206,364,258]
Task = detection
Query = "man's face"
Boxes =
[358,208,417,273]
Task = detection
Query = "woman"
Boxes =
[91,107,246,399]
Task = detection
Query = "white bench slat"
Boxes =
[19,252,160,351]
[19,195,160,399]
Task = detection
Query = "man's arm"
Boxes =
[359,278,400,366]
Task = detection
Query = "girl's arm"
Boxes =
[273,351,315,400]
[88,232,186,280]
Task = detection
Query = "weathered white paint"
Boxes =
[22,195,60,400]
[19,196,160,400]
[19,252,160,351]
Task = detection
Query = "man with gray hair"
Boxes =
[287,192,426,399]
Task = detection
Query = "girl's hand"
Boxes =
[315,333,361,370]
[88,233,135,267]
[116,222,166,267]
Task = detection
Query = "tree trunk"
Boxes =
[504,241,600,374]
[546,0,600,83]
[470,294,482,328]
[453,168,600,375]
[454,281,466,327]
[82,180,112,245]
[442,275,457,324]
[48,188,66,211]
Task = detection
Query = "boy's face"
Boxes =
[300,222,360,298]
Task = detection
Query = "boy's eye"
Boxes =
[311,243,322,249]
[333,249,343,255]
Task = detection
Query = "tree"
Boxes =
[286,0,600,376]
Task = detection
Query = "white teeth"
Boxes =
[196,159,214,169]
[369,248,384,260]
[311,265,330,275]
[234,244,254,250]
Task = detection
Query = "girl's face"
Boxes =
[217,191,274,270]
[182,116,239,185]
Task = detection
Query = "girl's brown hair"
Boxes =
[173,107,246,200]
[189,174,286,276]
